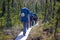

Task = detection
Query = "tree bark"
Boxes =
[6,0,12,27]
[11,0,14,7]
[1,0,5,17]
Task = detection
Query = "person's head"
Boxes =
[21,7,29,14]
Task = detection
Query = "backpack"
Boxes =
[33,13,38,20]
[20,7,29,22]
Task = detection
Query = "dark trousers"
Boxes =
[30,20,34,27]
[23,22,28,35]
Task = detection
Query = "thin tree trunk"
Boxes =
[11,0,14,7]
[52,0,56,18]
[35,2,37,13]
[6,0,11,27]
[1,0,5,17]
[53,0,58,40]
[0,0,5,28]
[44,0,47,22]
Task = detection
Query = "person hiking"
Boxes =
[33,13,38,24]
[20,7,30,36]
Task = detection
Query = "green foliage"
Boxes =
[37,12,43,19]
[0,33,13,40]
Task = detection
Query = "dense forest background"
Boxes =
[0,0,60,40]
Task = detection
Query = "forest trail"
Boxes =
[15,22,39,40]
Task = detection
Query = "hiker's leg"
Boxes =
[27,22,29,29]
[32,20,34,26]
[23,22,27,36]
[30,21,32,27]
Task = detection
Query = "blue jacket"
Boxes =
[20,7,30,22]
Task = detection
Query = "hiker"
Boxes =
[20,7,30,36]
[29,12,38,27]
[33,13,38,24]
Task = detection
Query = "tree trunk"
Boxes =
[52,0,56,18]
[11,0,14,7]
[1,0,5,17]
[44,0,47,22]
[6,0,12,27]
[35,2,37,13]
